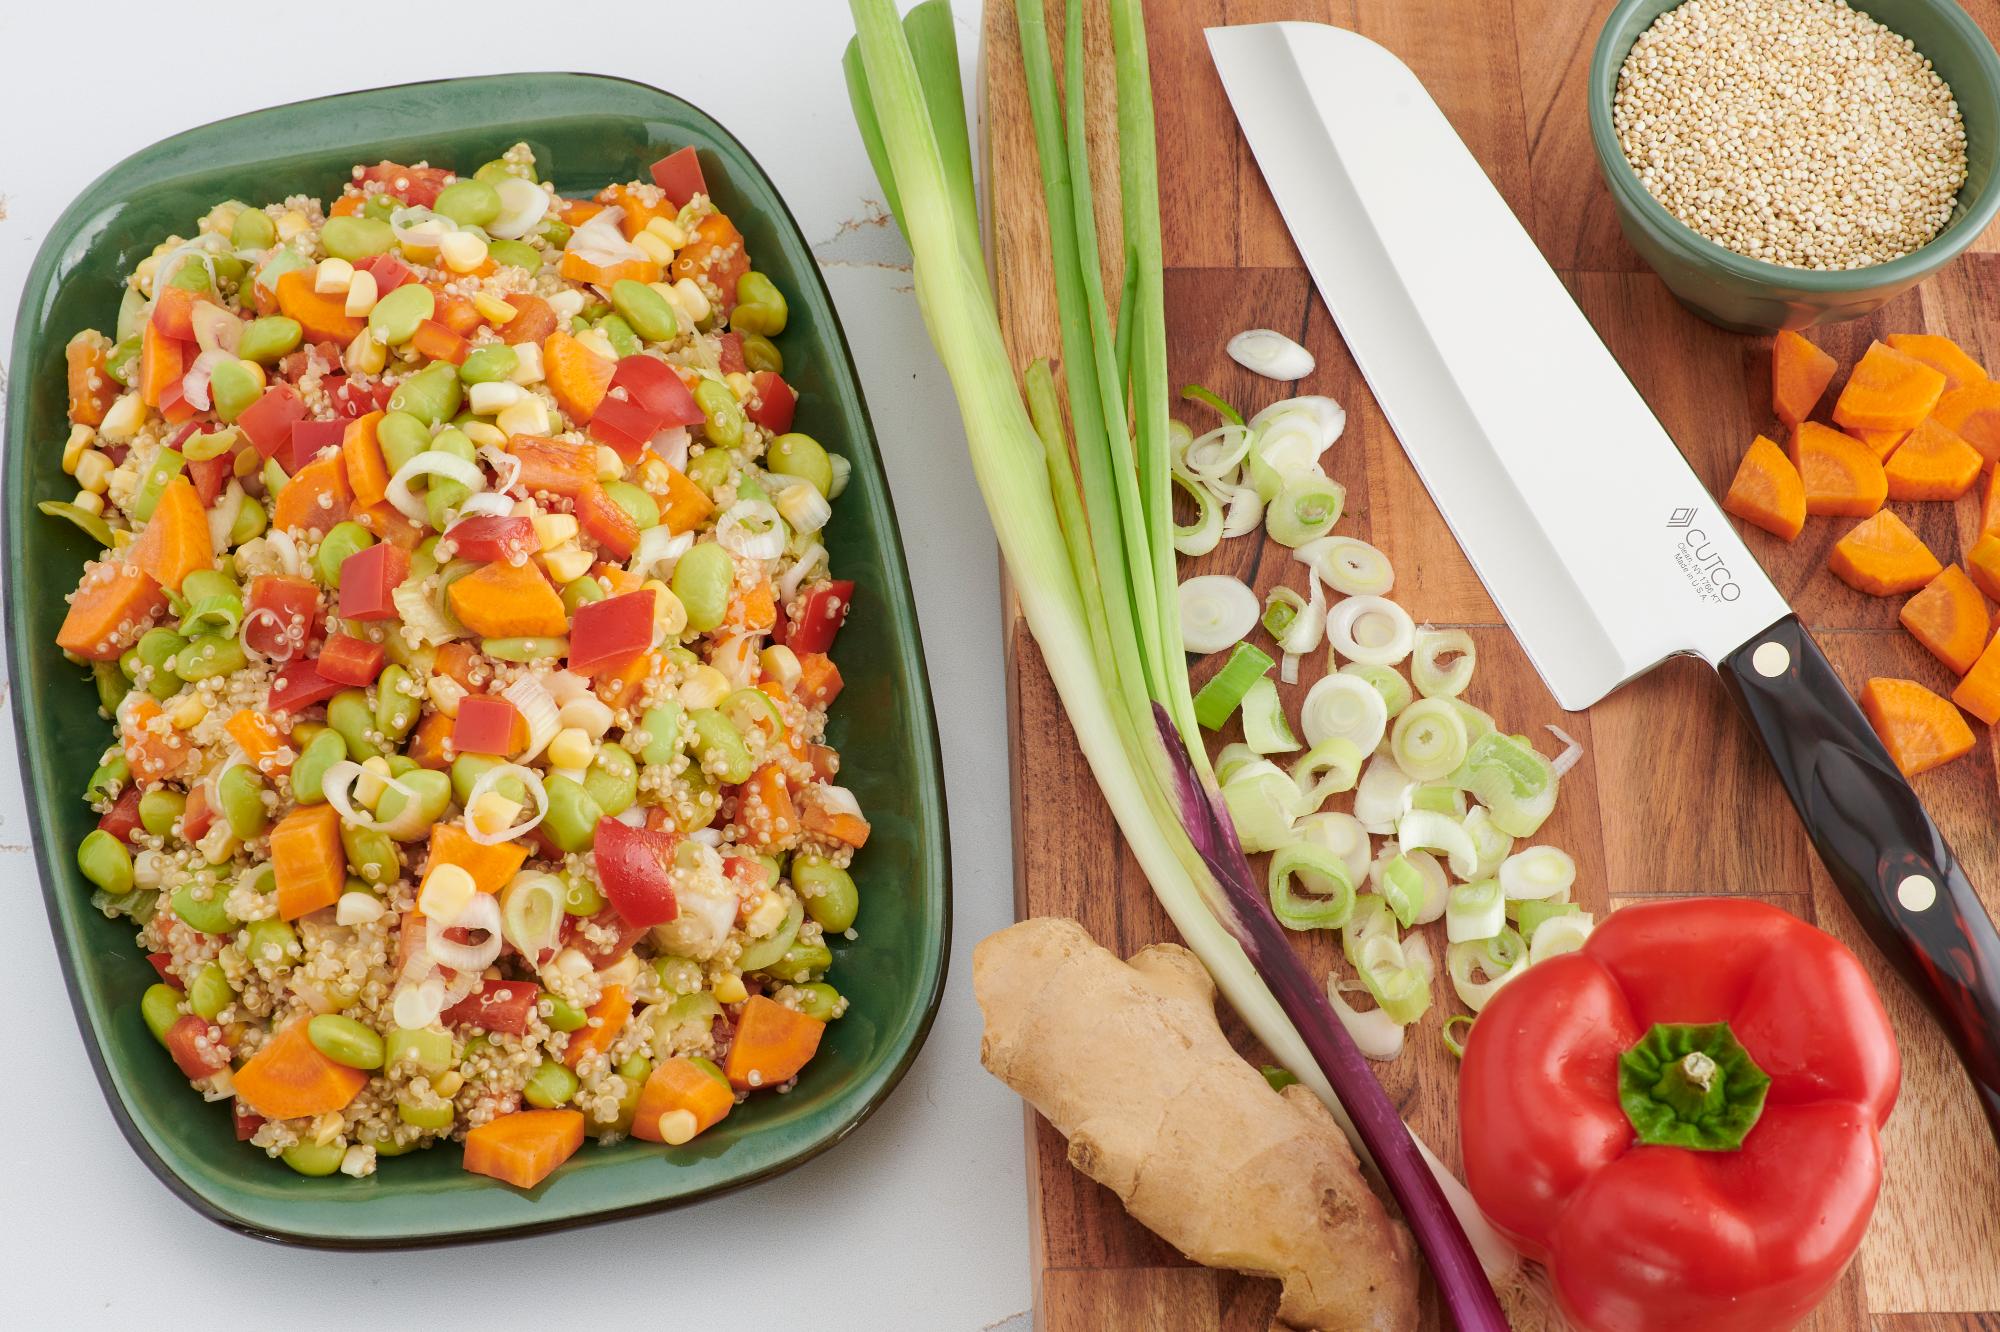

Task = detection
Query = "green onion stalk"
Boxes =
[844,2,1515,1320]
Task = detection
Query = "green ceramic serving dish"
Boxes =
[4,73,949,1246]
[1588,0,2000,333]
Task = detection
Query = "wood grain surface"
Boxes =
[984,0,2000,1327]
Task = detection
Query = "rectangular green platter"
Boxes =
[4,72,949,1246]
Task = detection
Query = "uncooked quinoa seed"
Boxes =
[1613,0,1968,270]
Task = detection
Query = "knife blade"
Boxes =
[1210,20,2000,1138]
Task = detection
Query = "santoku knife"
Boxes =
[1209,20,2000,1139]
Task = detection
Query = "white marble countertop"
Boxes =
[0,4,1028,1328]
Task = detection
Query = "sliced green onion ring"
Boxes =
[1445,878,1506,943]
[1300,672,1388,753]
[1340,661,1412,718]
[1512,898,1580,940]
[1239,677,1300,755]
[1442,1013,1476,1059]
[1220,760,1302,853]
[1390,698,1470,782]
[1461,807,1515,880]
[1267,472,1345,548]
[1352,753,1416,835]
[1499,845,1577,901]
[1218,480,1266,538]
[1296,534,1393,596]
[1342,893,1399,970]
[1410,782,1468,817]
[1296,810,1371,887]
[179,594,245,639]
[1376,853,1426,928]
[1528,910,1596,965]
[1269,841,1356,932]
[1448,928,1527,1012]
[1182,421,1252,477]
[1213,741,1262,786]
[1454,731,1559,838]
[1411,627,1476,699]
[1171,467,1223,557]
[1397,807,1480,879]
[1179,574,1260,655]
[1193,642,1274,731]
[1264,573,1326,660]
[38,500,115,549]
[1181,382,1244,427]
[1292,736,1364,811]
[1328,594,1415,667]
[1324,981,1404,1062]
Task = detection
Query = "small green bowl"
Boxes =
[1588,0,2000,333]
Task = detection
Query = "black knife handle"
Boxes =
[1719,614,2000,1142]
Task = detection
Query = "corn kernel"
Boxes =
[533,513,579,550]
[654,1109,699,1146]
[680,665,732,711]
[433,1070,464,1098]
[557,695,614,739]
[509,340,546,386]
[469,791,524,837]
[644,215,689,248]
[427,674,467,719]
[203,200,244,235]
[595,445,625,481]
[725,372,753,401]
[543,543,594,584]
[169,696,208,730]
[336,891,386,927]
[460,421,506,449]
[343,330,386,377]
[98,394,146,445]
[473,293,519,324]
[547,289,586,321]
[62,424,96,474]
[670,278,711,325]
[199,822,239,866]
[553,947,593,980]
[355,755,393,809]
[495,397,551,439]
[344,270,379,317]
[468,381,524,415]
[744,893,788,937]
[75,449,114,494]
[439,231,489,273]
[111,528,136,551]
[632,229,675,267]
[760,644,802,688]
[417,863,479,924]
[573,328,617,362]
[654,585,688,637]
[71,490,106,517]
[277,209,309,240]
[314,257,354,294]
[548,726,595,771]
[713,972,748,1004]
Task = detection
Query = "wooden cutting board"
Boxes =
[983,1,2000,1328]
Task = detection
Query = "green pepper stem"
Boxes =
[1618,1021,1772,1152]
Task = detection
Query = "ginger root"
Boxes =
[974,917,1419,1332]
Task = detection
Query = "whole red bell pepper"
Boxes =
[1460,897,1898,1332]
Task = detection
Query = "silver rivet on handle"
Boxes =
[1752,641,1791,678]
[1898,873,1938,912]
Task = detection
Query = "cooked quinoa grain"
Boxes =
[1613,0,1967,269]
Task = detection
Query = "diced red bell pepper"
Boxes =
[246,573,321,656]
[238,383,307,459]
[233,1108,265,1141]
[186,447,234,507]
[337,542,410,621]
[613,355,704,429]
[441,978,540,1034]
[358,253,412,293]
[444,514,536,564]
[321,374,390,419]
[151,286,199,342]
[453,695,522,757]
[593,817,681,928]
[779,580,853,654]
[147,952,180,987]
[745,371,796,434]
[724,854,771,894]
[649,146,708,208]
[568,589,657,676]
[158,375,198,425]
[575,483,641,561]
[267,656,343,715]
[183,783,217,844]
[359,161,452,208]
[716,331,747,376]
[97,785,144,845]
[165,1016,229,1080]
[411,319,470,366]
[288,417,349,472]
[317,632,386,686]
[587,391,662,462]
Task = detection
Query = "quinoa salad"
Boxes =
[49,144,866,1188]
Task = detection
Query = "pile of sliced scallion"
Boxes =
[844,2,1515,1320]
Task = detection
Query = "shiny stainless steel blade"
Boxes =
[1208,22,1789,710]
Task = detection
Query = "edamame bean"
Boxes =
[397,1098,455,1130]
[480,636,569,663]
[686,446,733,496]
[373,768,450,842]
[764,940,833,984]
[542,776,603,853]
[370,284,435,347]
[561,576,607,614]
[140,983,182,1043]
[693,378,744,449]
[166,258,211,295]
[174,634,248,682]
[451,754,527,807]
[363,192,399,222]
[172,881,237,935]
[188,963,233,1021]
[486,238,542,275]
[104,337,140,387]
[730,271,788,336]
[563,874,605,917]
[610,278,678,343]
[385,1026,455,1075]
[639,703,684,765]
[793,982,842,1021]
[341,824,400,887]
[308,1013,386,1070]
[243,916,300,967]
[230,207,277,250]
[86,754,130,802]
[672,542,734,635]
[281,1141,346,1177]
[793,854,859,933]
[537,216,571,247]
[328,689,381,760]
[474,157,536,185]
[93,660,129,714]
[229,497,268,546]
[216,765,269,840]
[687,709,753,785]
[458,344,518,385]
[421,426,474,527]
[237,316,302,366]
[292,728,347,805]
[584,742,639,817]
[206,358,264,422]
[584,1073,642,1139]
[767,432,833,497]
[377,411,431,474]
[314,522,375,588]
[595,314,642,360]
[256,247,310,296]
[740,332,782,374]
[602,479,659,530]
[434,179,502,228]
[541,993,588,1032]
[321,214,397,261]
[523,1060,578,1108]
[78,829,133,895]
[136,627,186,700]
[676,764,719,831]
[374,664,419,743]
